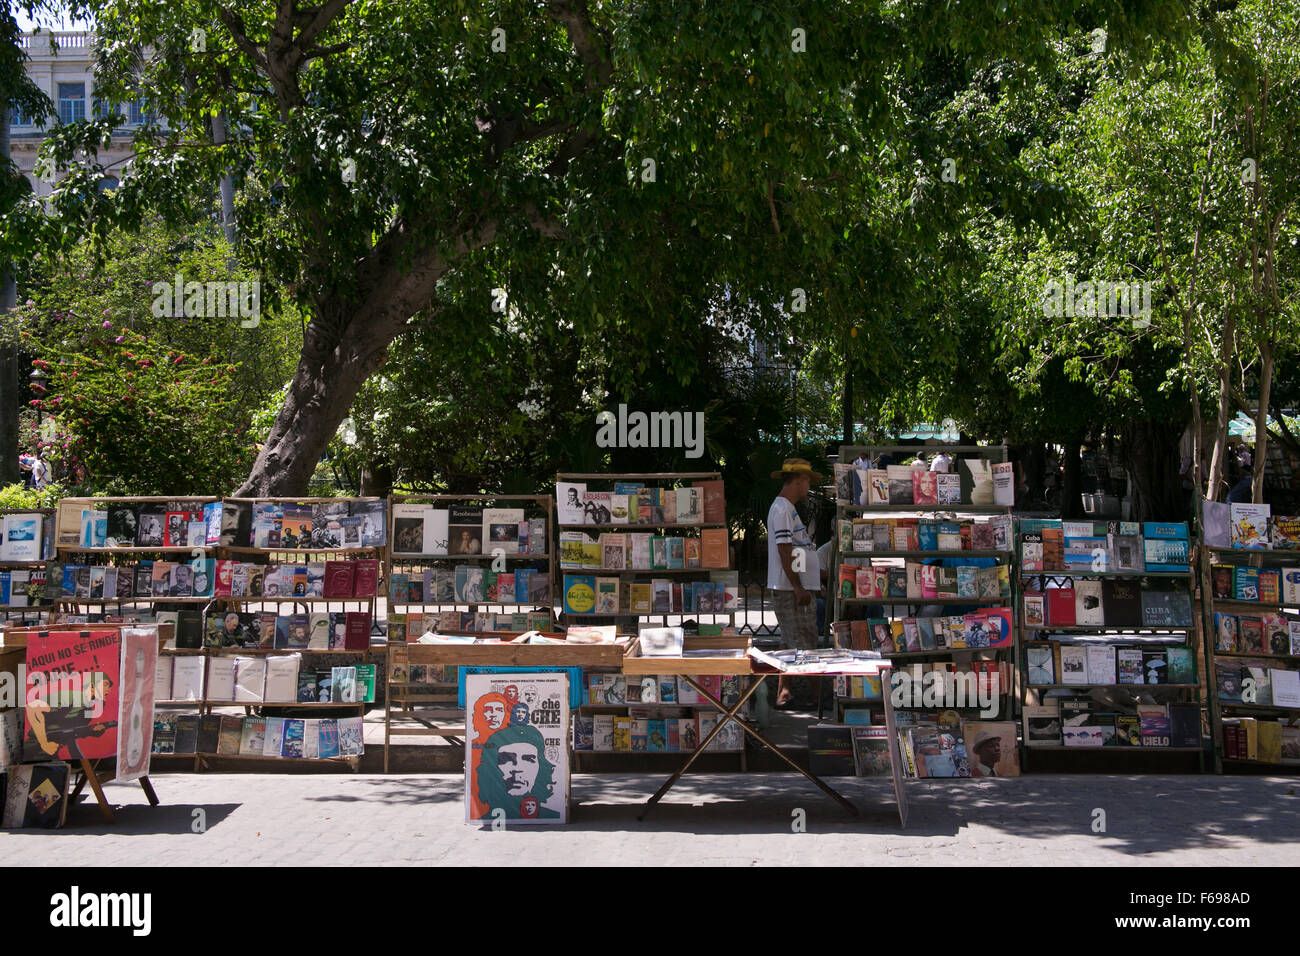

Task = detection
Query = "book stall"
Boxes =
[828,446,1021,780]
[384,494,555,767]
[1201,500,1300,770]
[1018,518,1203,769]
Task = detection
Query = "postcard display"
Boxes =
[1,623,162,827]
[0,508,55,625]
[829,447,1022,780]
[1202,500,1300,770]
[1018,518,1205,769]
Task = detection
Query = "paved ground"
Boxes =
[5,772,1298,866]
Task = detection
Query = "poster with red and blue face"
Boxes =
[466,673,568,825]
[24,630,121,761]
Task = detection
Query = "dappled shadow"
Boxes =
[297,772,1300,850]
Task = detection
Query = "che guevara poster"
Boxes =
[24,630,122,761]
[466,673,569,824]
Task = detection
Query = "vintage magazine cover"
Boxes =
[24,630,122,761]
[466,673,569,824]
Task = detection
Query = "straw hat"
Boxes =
[770,457,823,482]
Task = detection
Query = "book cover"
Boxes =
[1230,503,1271,549]
[886,465,914,505]
[448,505,484,556]
[807,724,857,777]
[280,718,305,757]
[1117,648,1145,684]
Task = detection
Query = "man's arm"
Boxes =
[776,543,811,606]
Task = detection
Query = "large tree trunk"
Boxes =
[1205,307,1238,500]
[1061,441,1083,518]
[1122,418,1185,522]
[235,217,505,495]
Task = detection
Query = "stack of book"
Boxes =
[558,530,729,570]
[1025,642,1196,685]
[562,572,739,616]
[839,609,1013,652]
[837,561,1010,601]
[387,609,552,639]
[834,459,1014,507]
[1022,582,1194,628]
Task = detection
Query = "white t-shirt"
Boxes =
[930,454,952,473]
[767,496,820,591]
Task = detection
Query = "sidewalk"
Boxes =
[5,772,1297,866]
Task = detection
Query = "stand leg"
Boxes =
[139,776,160,807]
[79,758,115,823]
[640,675,858,819]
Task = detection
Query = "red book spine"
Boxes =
[353,559,378,598]
[344,611,371,650]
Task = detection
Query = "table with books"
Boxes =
[624,633,908,825]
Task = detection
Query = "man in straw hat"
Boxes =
[767,457,823,706]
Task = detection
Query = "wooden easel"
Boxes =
[70,758,160,822]
[4,623,170,824]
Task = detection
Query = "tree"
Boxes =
[6,0,1197,495]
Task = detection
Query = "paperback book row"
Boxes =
[832,663,1008,701]
[390,662,459,685]
[834,459,1015,507]
[556,479,725,526]
[563,572,739,616]
[53,557,379,601]
[1024,699,1200,748]
[1026,642,1196,685]
[1022,581,1194,628]
[559,529,730,571]
[386,610,553,642]
[389,566,549,605]
[837,561,1010,602]
[1019,520,1190,573]
[0,568,47,607]
[154,653,376,704]
[1214,658,1300,708]
[392,504,548,557]
[573,712,742,752]
[1203,501,1300,550]
[586,672,743,708]
[0,512,47,562]
[56,499,387,550]
[839,515,1012,553]
[1212,611,1300,656]
[152,713,365,758]
[199,610,373,650]
[1210,564,1300,605]
[834,608,1013,653]
[1221,718,1300,763]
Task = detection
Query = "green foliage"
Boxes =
[22,328,251,494]
[0,480,67,510]
[5,216,301,493]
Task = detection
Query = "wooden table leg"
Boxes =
[642,674,860,819]
[138,775,160,807]
[79,758,115,823]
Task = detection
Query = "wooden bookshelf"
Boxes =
[1016,520,1205,770]
[1201,529,1300,772]
[554,471,735,634]
[829,445,1019,744]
